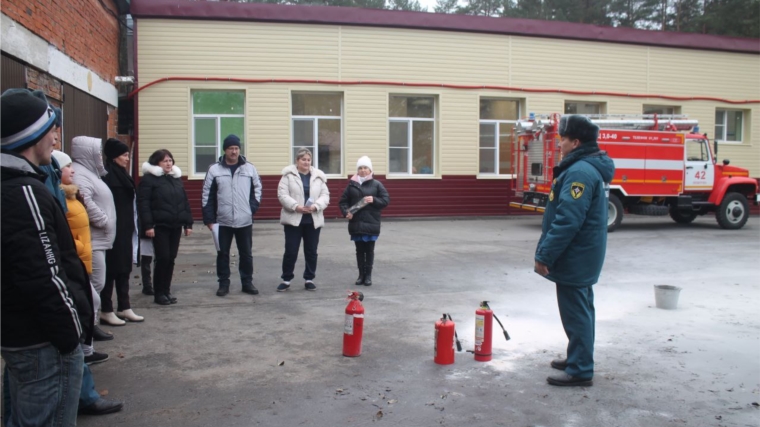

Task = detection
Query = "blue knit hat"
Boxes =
[559,115,599,146]
[1,88,57,152]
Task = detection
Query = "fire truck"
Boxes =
[509,114,759,231]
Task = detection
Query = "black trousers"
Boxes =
[101,270,131,312]
[217,225,253,288]
[281,222,321,282]
[153,226,182,296]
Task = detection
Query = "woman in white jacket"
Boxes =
[276,148,330,291]
[70,136,122,330]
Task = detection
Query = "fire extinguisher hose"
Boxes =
[482,302,511,341]
[444,313,463,352]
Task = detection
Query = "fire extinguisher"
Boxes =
[434,313,462,365]
[474,301,511,362]
[343,291,365,357]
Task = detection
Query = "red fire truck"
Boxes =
[509,114,759,231]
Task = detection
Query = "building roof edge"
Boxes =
[130,0,760,54]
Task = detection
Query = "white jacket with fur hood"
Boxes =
[278,165,330,228]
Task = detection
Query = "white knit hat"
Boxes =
[52,150,72,168]
[356,156,373,172]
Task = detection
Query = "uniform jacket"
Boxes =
[137,162,193,232]
[202,155,262,228]
[103,163,138,272]
[61,183,93,274]
[278,165,330,229]
[1,152,94,354]
[338,176,390,236]
[71,136,116,251]
[535,146,615,287]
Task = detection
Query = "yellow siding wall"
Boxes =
[137,19,760,178]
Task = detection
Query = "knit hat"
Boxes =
[1,88,57,152]
[356,156,373,172]
[223,134,241,150]
[52,150,72,168]
[104,138,129,161]
[28,90,63,129]
[558,115,599,146]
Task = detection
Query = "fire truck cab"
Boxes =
[509,114,758,231]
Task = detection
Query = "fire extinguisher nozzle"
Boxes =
[503,331,511,341]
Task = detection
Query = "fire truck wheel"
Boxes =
[607,194,624,232]
[716,192,750,230]
[669,207,697,224]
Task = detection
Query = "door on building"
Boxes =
[61,84,108,152]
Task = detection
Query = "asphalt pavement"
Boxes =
[75,215,760,427]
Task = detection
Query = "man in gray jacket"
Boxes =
[202,135,262,297]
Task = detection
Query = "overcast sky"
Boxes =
[418,0,437,12]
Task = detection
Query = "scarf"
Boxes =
[104,162,135,191]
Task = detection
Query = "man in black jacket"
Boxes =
[1,89,94,426]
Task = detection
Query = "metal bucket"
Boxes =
[654,285,682,310]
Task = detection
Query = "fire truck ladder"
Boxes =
[583,114,698,131]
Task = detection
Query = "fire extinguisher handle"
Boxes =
[492,313,511,341]
[445,313,463,352]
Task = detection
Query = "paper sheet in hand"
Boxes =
[305,197,314,207]
[211,224,221,252]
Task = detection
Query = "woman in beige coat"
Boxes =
[277,148,330,291]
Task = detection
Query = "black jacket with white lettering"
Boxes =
[1,152,94,354]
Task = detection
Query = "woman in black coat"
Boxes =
[102,139,142,323]
[137,149,193,305]
[338,156,390,286]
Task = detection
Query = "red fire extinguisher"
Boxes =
[343,291,364,357]
[474,301,511,362]
[434,313,462,365]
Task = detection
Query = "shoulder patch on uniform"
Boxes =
[570,182,586,199]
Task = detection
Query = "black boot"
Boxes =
[141,255,154,295]
[354,252,365,286]
[364,251,374,286]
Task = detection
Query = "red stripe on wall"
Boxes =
[182,175,521,221]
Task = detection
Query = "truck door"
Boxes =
[684,137,714,191]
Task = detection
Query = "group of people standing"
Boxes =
[200,135,391,296]
[0,81,610,427]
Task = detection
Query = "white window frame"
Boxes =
[188,112,246,176]
[388,117,436,176]
[643,104,681,115]
[291,93,343,176]
[564,101,604,115]
[478,99,520,178]
[388,96,436,176]
[715,109,744,145]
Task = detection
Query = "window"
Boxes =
[389,95,435,175]
[192,91,245,175]
[565,102,603,115]
[715,109,744,143]
[643,105,681,115]
[479,98,519,175]
[291,93,342,175]
[686,139,709,162]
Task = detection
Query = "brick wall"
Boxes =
[26,67,63,102]
[3,0,120,83]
